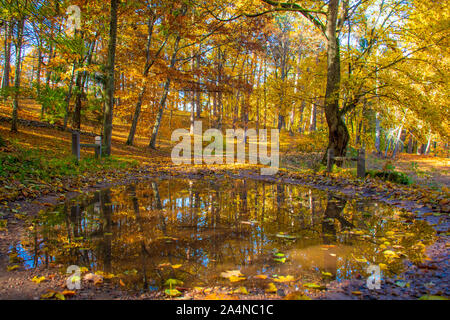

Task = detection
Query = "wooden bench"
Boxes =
[71,131,102,163]
[327,148,366,178]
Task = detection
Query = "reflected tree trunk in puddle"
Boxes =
[309,190,315,226]
[100,190,112,273]
[128,185,148,290]
[151,181,166,235]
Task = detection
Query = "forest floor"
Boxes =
[0,99,449,300]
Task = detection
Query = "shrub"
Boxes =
[366,169,412,185]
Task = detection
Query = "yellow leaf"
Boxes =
[54,292,66,300]
[103,273,115,279]
[221,270,243,279]
[352,254,368,263]
[254,274,268,280]
[229,275,246,282]
[172,264,182,269]
[265,282,277,293]
[165,289,182,297]
[80,267,88,273]
[379,263,387,270]
[31,276,46,284]
[383,250,399,258]
[233,286,248,295]
[284,292,311,300]
[352,291,362,295]
[274,275,295,283]
[7,265,19,271]
[40,291,56,299]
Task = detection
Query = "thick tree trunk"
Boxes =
[322,0,349,165]
[11,18,25,133]
[103,0,119,156]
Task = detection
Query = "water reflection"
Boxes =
[17,179,435,292]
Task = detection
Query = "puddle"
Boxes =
[16,178,436,293]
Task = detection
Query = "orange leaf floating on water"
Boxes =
[62,290,76,297]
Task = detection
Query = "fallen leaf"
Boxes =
[165,289,182,297]
[7,265,19,271]
[62,290,76,297]
[233,286,248,295]
[220,270,243,279]
[265,282,278,293]
[274,275,295,283]
[418,295,448,300]
[303,283,325,290]
[164,278,184,286]
[284,292,311,300]
[31,276,46,284]
[229,275,246,282]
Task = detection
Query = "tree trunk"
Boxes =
[126,88,145,145]
[11,18,25,133]
[1,20,13,90]
[36,48,42,97]
[103,0,119,156]
[64,61,77,129]
[126,16,158,145]
[309,103,317,132]
[149,34,182,149]
[72,70,83,130]
[375,112,381,154]
[322,0,349,164]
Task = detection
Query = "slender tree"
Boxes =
[103,0,119,156]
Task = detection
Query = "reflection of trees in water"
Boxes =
[25,179,435,289]
[321,196,350,278]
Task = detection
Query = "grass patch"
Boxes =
[366,169,412,185]
[0,143,138,185]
